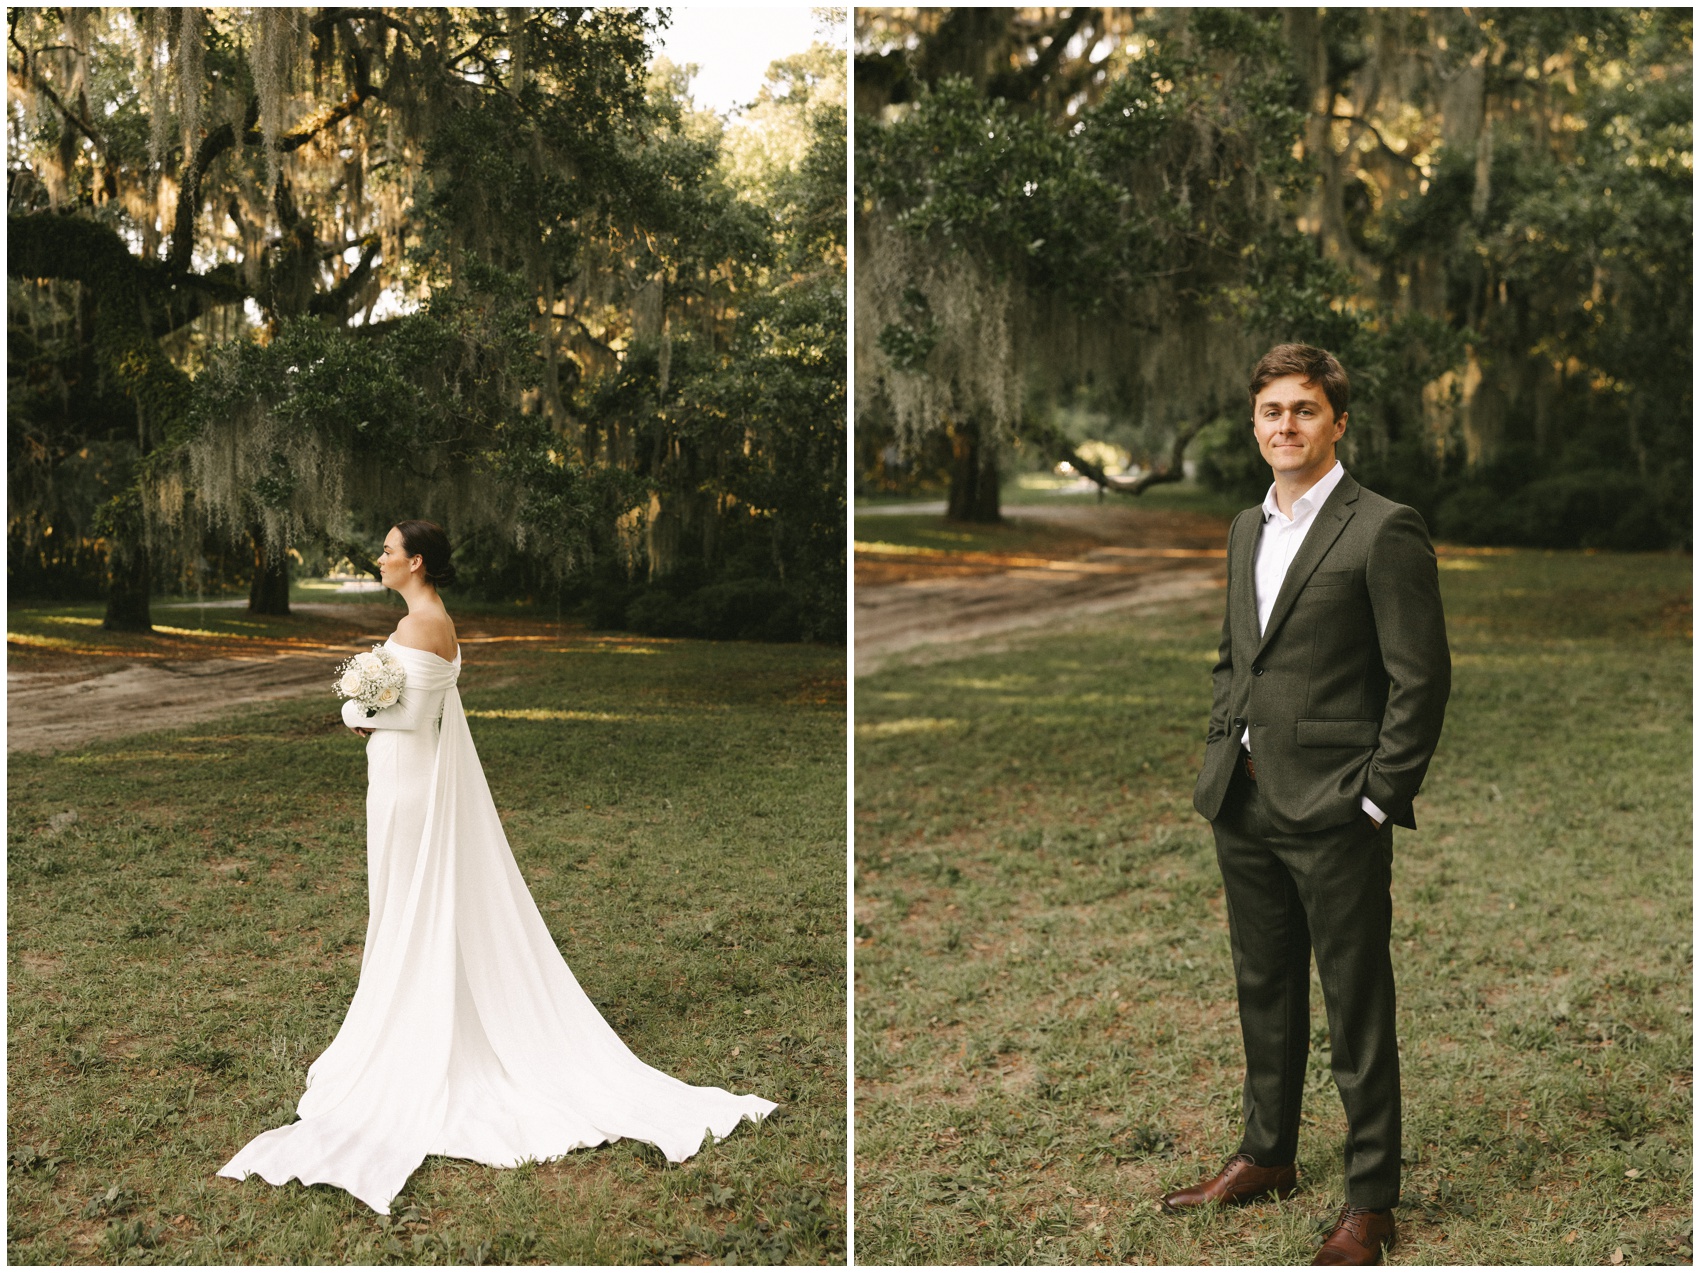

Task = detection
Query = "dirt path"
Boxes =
[12,501,1234,741]
[6,604,578,755]
[8,654,352,755]
[854,502,1229,675]
[8,603,377,755]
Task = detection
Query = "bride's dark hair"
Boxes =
[394,519,457,587]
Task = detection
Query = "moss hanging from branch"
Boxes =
[177,9,205,162]
[255,9,297,196]
[144,8,169,173]
[857,211,1020,460]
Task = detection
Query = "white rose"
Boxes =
[374,685,401,709]
[354,651,383,677]
[339,668,364,696]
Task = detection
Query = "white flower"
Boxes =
[339,667,364,696]
[374,685,401,708]
[354,651,383,677]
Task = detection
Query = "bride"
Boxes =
[218,520,776,1215]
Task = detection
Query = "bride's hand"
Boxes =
[351,726,373,737]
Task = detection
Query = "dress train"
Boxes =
[218,640,775,1213]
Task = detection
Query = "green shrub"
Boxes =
[625,578,804,642]
[1437,471,1682,550]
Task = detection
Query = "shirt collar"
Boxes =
[1262,461,1346,524]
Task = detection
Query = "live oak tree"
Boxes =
[652,40,847,637]
[566,36,847,640]
[855,8,1690,547]
[10,6,434,625]
[9,7,849,632]
[1284,8,1691,546]
[855,8,1347,523]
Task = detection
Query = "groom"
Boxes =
[1167,344,1450,1265]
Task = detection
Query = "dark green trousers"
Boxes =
[1211,758,1400,1209]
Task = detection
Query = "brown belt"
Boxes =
[1243,753,1258,782]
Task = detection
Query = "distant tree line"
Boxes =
[9,7,846,639]
[855,8,1690,550]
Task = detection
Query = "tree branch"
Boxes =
[1118,416,1208,494]
[990,8,1092,103]
[447,31,495,73]
[165,40,380,295]
[1327,111,1421,171]
[318,8,425,47]
[168,122,237,271]
[230,27,379,162]
[12,211,249,340]
[309,234,381,321]
[10,210,138,289]
[320,533,382,580]
[8,27,103,153]
[141,262,251,338]
[1017,414,1208,496]
[266,80,381,154]
[7,212,192,443]
[566,314,620,358]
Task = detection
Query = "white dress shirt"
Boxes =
[1241,462,1388,826]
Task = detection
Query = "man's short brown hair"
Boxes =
[1248,344,1350,418]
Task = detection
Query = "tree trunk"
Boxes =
[248,526,292,615]
[11,214,196,636]
[103,542,153,631]
[946,417,1001,523]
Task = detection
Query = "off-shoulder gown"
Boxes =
[218,638,776,1214]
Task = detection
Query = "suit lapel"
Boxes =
[1254,474,1360,661]
[1233,508,1262,653]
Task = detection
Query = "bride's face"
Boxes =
[376,528,419,590]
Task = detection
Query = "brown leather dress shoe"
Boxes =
[1159,1154,1298,1212]
[1312,1205,1395,1265]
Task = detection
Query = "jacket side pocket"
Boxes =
[1294,718,1379,747]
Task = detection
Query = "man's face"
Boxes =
[1252,374,1347,482]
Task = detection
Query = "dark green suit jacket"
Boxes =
[1191,472,1450,833]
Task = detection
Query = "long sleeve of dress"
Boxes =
[342,691,426,732]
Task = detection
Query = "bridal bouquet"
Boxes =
[334,645,407,718]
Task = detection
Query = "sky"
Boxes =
[653,7,840,117]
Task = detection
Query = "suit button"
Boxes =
[1253,667,1264,676]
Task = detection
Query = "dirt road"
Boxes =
[6,603,579,755]
[8,653,354,755]
[854,502,1229,675]
[8,603,379,754]
[11,501,1233,743]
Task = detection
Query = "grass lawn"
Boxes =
[854,549,1691,1265]
[8,622,847,1264]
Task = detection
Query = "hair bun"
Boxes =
[430,561,457,587]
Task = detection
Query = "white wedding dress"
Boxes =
[218,638,776,1214]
